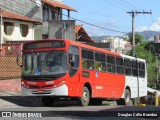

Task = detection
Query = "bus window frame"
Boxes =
[68,45,80,77]
[94,51,107,72]
[138,61,145,78]
[124,58,132,76]
[116,57,124,75]
[82,48,94,71]
[132,60,138,77]
[106,54,115,74]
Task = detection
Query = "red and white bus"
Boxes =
[19,39,147,106]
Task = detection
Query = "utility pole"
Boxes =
[127,10,152,57]
[127,10,152,97]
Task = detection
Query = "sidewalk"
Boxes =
[0,91,20,96]
[0,91,21,108]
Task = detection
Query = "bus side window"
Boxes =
[132,60,137,77]
[95,52,106,72]
[107,55,115,73]
[116,57,124,74]
[82,49,94,70]
[124,58,131,76]
[139,62,145,78]
[68,46,79,77]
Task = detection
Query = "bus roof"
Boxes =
[23,39,146,62]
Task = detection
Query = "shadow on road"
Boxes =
[0,96,92,107]
[0,96,113,107]
[0,96,160,119]
[0,96,43,107]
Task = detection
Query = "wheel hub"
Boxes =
[83,91,88,102]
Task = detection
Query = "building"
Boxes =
[75,25,95,42]
[0,10,41,43]
[0,0,95,93]
[101,36,127,54]
[0,0,77,43]
[123,42,132,54]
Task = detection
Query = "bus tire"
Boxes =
[117,89,131,105]
[42,96,55,107]
[79,87,90,106]
[122,89,131,105]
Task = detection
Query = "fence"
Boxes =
[0,43,22,80]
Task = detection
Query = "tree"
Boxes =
[129,33,144,45]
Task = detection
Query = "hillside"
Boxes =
[126,31,160,40]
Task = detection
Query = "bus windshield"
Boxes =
[22,51,67,76]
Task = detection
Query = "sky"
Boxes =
[63,0,160,36]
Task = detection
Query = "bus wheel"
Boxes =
[117,89,131,105]
[42,96,55,107]
[123,89,131,105]
[79,87,90,106]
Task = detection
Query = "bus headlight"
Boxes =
[21,81,24,85]
[53,81,65,88]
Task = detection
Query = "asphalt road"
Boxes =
[0,93,159,119]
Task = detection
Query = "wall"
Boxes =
[34,25,42,40]
[1,0,42,20]
[0,79,21,93]
[3,19,34,41]
[48,20,75,40]
[0,56,21,78]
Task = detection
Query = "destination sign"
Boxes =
[23,41,65,50]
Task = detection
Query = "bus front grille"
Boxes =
[31,90,52,94]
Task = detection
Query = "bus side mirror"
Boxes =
[16,53,22,67]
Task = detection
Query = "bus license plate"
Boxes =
[37,90,45,93]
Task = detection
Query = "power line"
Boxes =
[62,14,127,34]
[143,14,153,37]
[127,10,152,57]
[136,14,147,38]
[114,0,131,10]
[104,0,151,33]
[2,0,128,34]
[136,15,143,30]
[0,8,96,42]
[103,0,128,11]
[121,0,142,11]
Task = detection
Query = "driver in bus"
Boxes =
[47,55,64,72]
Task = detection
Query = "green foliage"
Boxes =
[129,33,144,45]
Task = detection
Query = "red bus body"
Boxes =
[21,39,147,105]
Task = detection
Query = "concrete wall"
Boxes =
[1,0,42,20]
[3,19,34,41]
[34,25,43,40]
[0,79,21,93]
[48,20,75,40]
